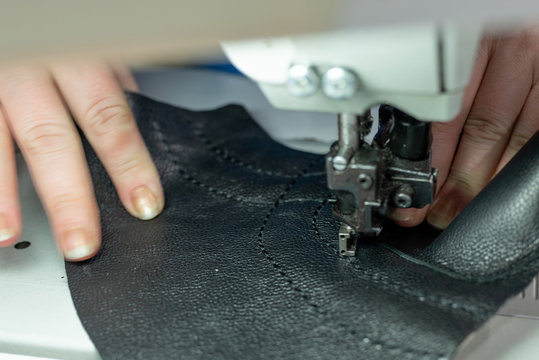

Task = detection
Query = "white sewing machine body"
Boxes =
[223,23,482,122]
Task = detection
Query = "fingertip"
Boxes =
[60,227,101,262]
[126,184,165,221]
[0,211,21,247]
[427,197,458,230]
[389,208,426,228]
[0,234,18,248]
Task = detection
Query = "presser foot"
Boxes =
[338,223,358,257]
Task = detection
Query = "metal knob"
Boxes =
[322,67,358,100]
[286,64,320,97]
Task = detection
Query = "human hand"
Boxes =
[392,27,539,229]
[0,61,164,261]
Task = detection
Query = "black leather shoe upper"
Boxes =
[65,93,539,360]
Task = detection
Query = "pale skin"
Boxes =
[0,29,538,261]
[0,62,164,261]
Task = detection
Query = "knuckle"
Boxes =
[463,112,510,144]
[48,192,91,214]
[511,29,539,52]
[83,96,132,137]
[508,131,532,152]
[446,169,482,197]
[109,155,144,180]
[21,120,73,157]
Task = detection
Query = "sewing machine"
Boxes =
[1,1,539,359]
[0,2,530,255]
[222,23,480,255]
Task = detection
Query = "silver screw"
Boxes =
[332,156,348,171]
[286,64,320,97]
[322,67,358,100]
[358,173,372,190]
[393,185,414,208]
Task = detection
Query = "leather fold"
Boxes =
[420,130,539,280]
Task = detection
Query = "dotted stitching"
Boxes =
[193,128,293,178]
[257,158,323,309]
[151,113,446,358]
[311,197,333,244]
[311,197,491,318]
[152,118,250,203]
[259,168,445,358]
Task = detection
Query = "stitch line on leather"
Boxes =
[151,116,251,204]
[180,106,297,178]
[311,197,330,237]
[192,127,296,178]
[310,197,491,319]
[257,157,323,310]
[311,196,338,252]
[260,169,447,359]
[136,99,449,360]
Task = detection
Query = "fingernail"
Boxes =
[428,197,457,230]
[61,228,98,261]
[131,185,161,220]
[0,213,16,243]
[390,209,411,222]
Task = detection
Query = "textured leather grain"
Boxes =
[419,132,539,279]
[66,93,539,360]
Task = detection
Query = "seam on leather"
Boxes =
[257,158,323,310]
[152,116,255,204]
[192,126,296,178]
[144,96,471,359]
[312,196,331,237]
[311,197,492,318]
[179,105,300,178]
[259,169,448,359]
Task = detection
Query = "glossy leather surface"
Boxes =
[66,93,539,360]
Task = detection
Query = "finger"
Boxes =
[390,36,492,227]
[495,83,539,172]
[50,61,164,220]
[427,35,535,229]
[111,61,139,92]
[0,105,21,246]
[0,66,100,261]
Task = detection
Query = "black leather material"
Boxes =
[66,92,539,360]
[419,132,539,279]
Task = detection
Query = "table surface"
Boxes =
[0,68,538,360]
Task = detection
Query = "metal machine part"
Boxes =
[222,23,475,256]
[326,106,437,256]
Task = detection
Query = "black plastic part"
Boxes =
[375,104,393,147]
[389,108,432,161]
